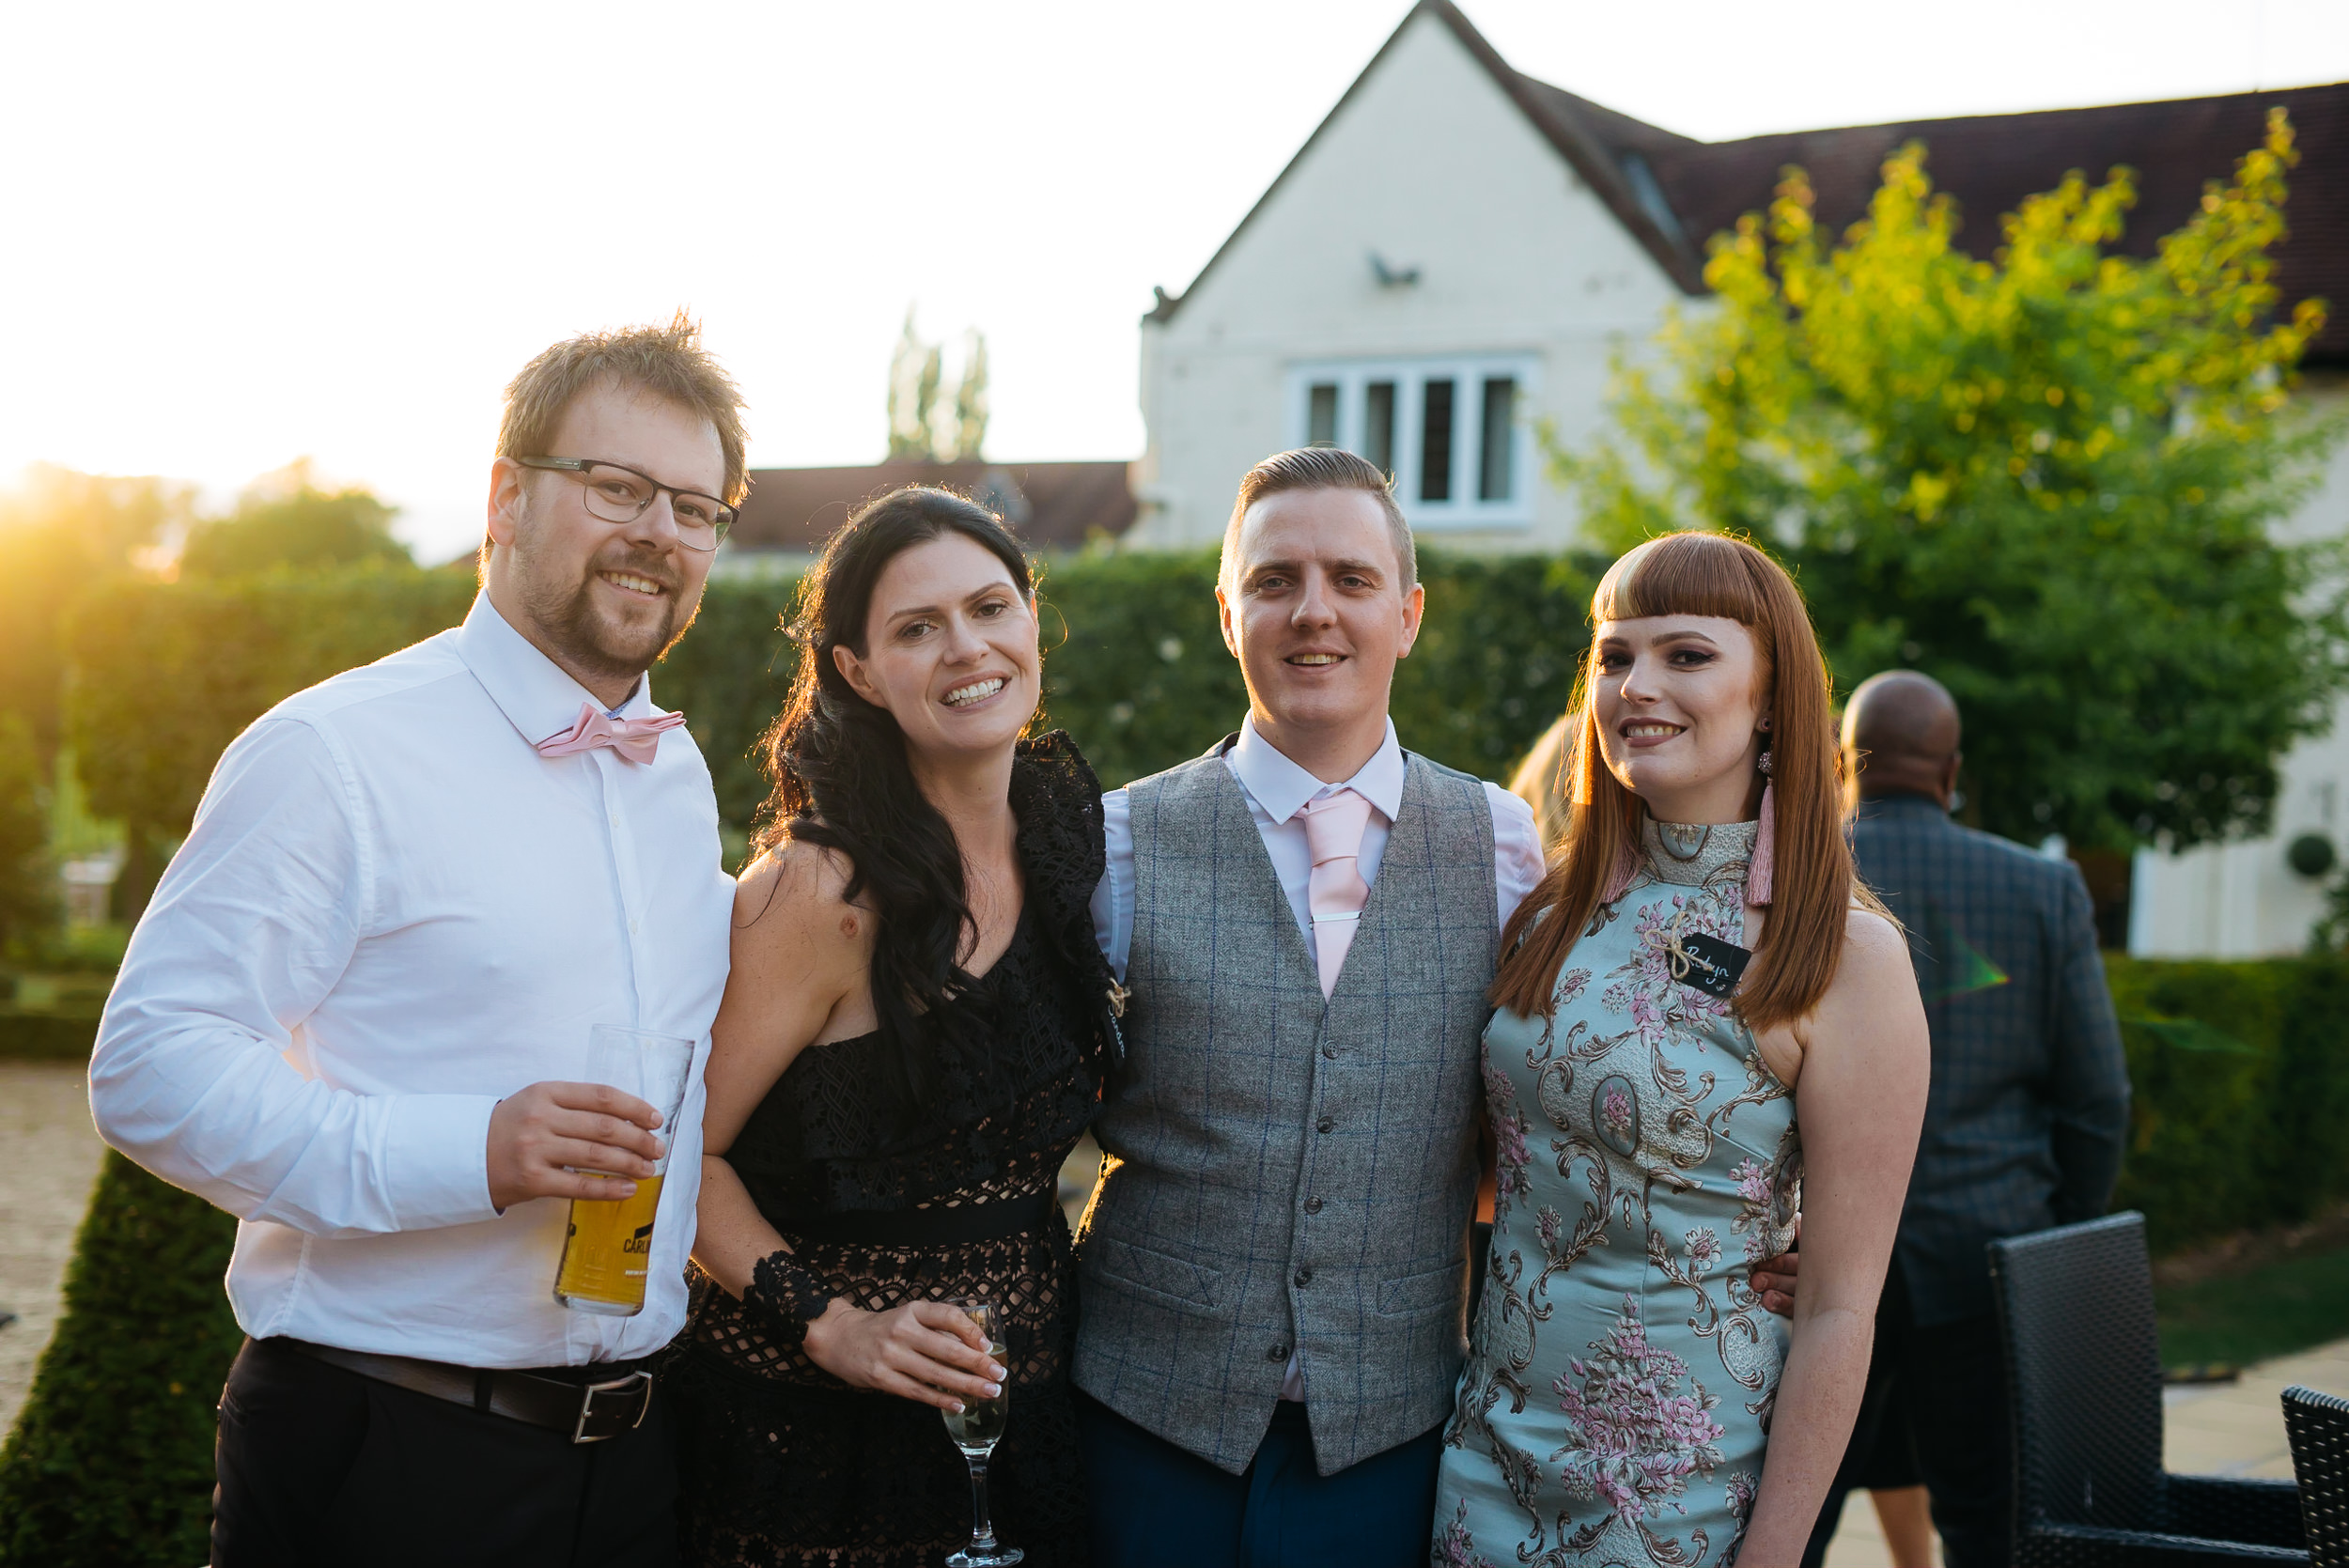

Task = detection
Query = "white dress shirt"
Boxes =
[1089,715,1547,982]
[1086,714,1546,1400]
[90,593,734,1368]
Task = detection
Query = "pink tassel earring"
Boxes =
[1750,749,1776,905]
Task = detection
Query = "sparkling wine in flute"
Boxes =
[942,1299,1023,1568]
[941,1340,1011,1452]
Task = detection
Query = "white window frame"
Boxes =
[1284,354,1539,531]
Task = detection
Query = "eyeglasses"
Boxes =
[517,457,737,551]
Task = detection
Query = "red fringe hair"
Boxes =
[1490,533,1872,1032]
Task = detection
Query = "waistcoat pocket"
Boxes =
[1376,1260,1465,1318]
[1084,1234,1225,1315]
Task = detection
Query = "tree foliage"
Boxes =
[0,465,195,764]
[885,308,989,462]
[1560,110,2345,851]
[179,458,412,578]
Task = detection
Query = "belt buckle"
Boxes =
[571,1370,653,1445]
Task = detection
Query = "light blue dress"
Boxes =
[1435,818,1799,1568]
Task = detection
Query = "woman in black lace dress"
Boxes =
[668,488,1120,1566]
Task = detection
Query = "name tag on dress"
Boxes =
[1674,933,1751,999]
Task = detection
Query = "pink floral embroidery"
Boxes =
[1486,1063,1532,1203]
[1433,1498,1499,1568]
[1551,1295,1726,1529]
[1602,1085,1635,1140]
[1731,1158,1771,1204]
[1686,1227,1721,1274]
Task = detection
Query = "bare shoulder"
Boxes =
[730,837,873,967]
[1839,905,1908,969]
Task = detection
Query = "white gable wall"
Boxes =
[1131,7,1685,550]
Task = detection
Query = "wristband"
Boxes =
[744,1250,837,1347]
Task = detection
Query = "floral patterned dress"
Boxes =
[1436,817,1799,1568]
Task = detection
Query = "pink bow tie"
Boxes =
[535,701,687,765]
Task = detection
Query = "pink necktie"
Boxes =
[1299,788,1375,999]
[536,701,687,766]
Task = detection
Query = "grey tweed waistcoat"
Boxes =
[1074,741,1498,1476]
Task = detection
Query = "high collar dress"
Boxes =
[1435,817,1801,1568]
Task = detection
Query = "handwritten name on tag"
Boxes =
[1675,933,1751,1000]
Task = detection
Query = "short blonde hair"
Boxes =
[1220,446,1416,592]
[498,311,750,505]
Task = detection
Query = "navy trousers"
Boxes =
[1075,1390,1442,1568]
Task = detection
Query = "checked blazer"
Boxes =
[1074,743,1497,1477]
[1853,793,2132,1327]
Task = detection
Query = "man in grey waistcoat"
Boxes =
[1075,447,1547,1565]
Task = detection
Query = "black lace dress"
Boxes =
[667,734,1122,1568]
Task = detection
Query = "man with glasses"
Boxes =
[90,316,746,1566]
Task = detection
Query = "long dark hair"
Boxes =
[750,486,1036,1074]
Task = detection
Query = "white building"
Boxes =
[1133,0,2349,955]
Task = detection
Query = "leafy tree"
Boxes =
[885,309,989,462]
[0,465,194,765]
[1558,110,2345,852]
[0,712,54,955]
[178,458,410,577]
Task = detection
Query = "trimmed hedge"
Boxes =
[0,1152,241,1567]
[59,550,1604,860]
[2106,955,2349,1256]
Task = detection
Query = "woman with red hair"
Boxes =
[1435,533,1928,1566]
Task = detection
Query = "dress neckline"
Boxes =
[1641,815,1760,887]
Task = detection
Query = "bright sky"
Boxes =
[4,0,2346,564]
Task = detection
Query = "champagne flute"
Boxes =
[940,1298,1021,1568]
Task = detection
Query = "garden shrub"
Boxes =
[2106,954,2349,1254]
[0,1152,241,1567]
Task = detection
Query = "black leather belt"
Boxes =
[777,1185,1059,1247]
[281,1339,654,1444]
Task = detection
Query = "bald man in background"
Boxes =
[1797,671,2132,1568]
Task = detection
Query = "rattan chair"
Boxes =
[1988,1212,2306,1564]
[2286,1384,2349,1566]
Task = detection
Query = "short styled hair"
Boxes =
[1220,447,1416,592]
[497,311,750,505]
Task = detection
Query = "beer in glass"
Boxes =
[553,1024,696,1315]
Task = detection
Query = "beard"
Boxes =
[512,534,698,691]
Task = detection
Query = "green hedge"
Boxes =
[59,550,1603,858]
[0,1153,241,1567]
[2106,954,2349,1256]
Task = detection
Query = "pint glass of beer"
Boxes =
[553,1025,696,1316]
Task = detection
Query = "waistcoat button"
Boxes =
[1304,1195,1323,1214]
[1316,1117,1333,1134]
[1321,1043,1337,1059]
[1294,1266,1313,1287]
[1267,1343,1288,1362]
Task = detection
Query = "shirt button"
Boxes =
[1317,1117,1333,1134]
[628,918,640,936]
[1294,1266,1313,1288]
[1304,1196,1323,1215]
[1267,1343,1288,1363]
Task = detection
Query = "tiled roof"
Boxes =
[1637,83,2349,364]
[727,460,1138,555]
[1153,1,2347,364]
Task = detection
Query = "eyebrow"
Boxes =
[880,584,1017,622]
[1597,627,1722,647]
[1244,557,1387,582]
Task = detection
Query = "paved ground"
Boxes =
[0,1059,107,1435]
[1821,1334,2349,1565]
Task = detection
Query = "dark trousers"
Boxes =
[212,1336,680,1568]
[1800,1270,2012,1568]
[1075,1390,1440,1568]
